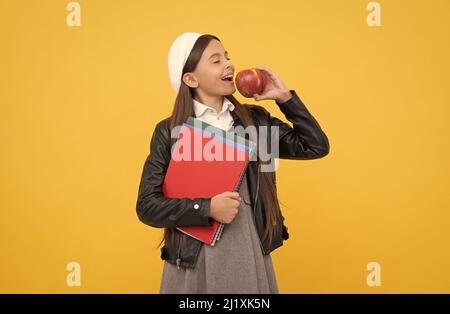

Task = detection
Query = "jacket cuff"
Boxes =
[275,89,307,115]
[276,89,301,106]
[192,198,214,226]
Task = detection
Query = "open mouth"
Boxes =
[221,74,233,82]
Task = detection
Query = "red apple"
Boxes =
[235,68,267,98]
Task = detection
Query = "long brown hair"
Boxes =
[158,34,282,250]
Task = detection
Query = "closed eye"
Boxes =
[214,58,231,64]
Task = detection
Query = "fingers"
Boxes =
[253,93,268,101]
[224,192,241,209]
[255,65,287,91]
[255,65,278,80]
[223,191,241,201]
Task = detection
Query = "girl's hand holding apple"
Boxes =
[235,66,293,103]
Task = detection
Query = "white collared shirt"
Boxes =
[192,96,235,131]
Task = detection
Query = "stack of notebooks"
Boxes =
[162,116,256,246]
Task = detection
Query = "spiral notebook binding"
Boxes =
[214,145,254,244]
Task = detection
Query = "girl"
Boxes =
[136,32,330,294]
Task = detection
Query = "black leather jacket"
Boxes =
[136,90,330,269]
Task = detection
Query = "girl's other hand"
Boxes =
[210,191,241,224]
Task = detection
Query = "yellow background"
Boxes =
[1,0,449,293]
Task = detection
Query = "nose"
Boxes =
[225,60,234,71]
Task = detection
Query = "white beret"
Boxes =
[167,32,204,94]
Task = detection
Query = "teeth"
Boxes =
[223,74,233,79]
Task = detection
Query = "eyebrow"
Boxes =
[209,51,228,59]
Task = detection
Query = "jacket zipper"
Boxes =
[176,235,182,270]
[253,161,266,255]
[236,118,266,255]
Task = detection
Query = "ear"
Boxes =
[182,72,199,88]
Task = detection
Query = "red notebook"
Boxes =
[162,117,256,246]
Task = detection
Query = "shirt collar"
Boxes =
[193,97,235,118]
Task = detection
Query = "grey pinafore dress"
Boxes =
[159,170,279,294]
